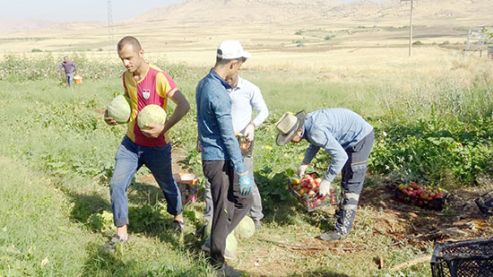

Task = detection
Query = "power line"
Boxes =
[401,0,415,57]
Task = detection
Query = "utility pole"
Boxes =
[107,0,114,46]
[401,0,414,57]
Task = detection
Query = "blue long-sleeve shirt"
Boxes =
[196,69,246,174]
[302,108,373,182]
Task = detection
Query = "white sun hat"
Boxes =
[217,40,251,60]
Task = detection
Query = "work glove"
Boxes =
[297,164,309,177]
[319,179,331,196]
[239,174,253,195]
[244,123,255,141]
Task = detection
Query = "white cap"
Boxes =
[216,40,251,60]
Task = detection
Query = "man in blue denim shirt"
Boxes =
[196,40,254,272]
[276,108,374,241]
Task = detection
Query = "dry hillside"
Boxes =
[0,0,491,67]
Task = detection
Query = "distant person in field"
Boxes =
[202,71,269,230]
[275,108,374,240]
[103,36,190,245]
[195,40,254,274]
[59,56,77,87]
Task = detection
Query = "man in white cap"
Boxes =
[202,70,269,230]
[275,108,374,241]
[195,40,254,274]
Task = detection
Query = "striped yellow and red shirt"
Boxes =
[123,64,177,147]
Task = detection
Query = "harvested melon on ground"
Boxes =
[225,232,238,259]
[234,216,255,240]
[107,95,131,123]
[137,104,167,129]
[203,231,238,260]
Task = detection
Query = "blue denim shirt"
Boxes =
[196,69,246,174]
[302,108,373,182]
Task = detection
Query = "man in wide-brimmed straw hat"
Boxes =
[276,108,374,241]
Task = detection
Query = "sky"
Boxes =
[0,0,181,22]
[0,0,373,22]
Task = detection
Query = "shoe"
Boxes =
[196,223,208,238]
[172,220,185,233]
[253,219,262,230]
[214,264,241,277]
[201,237,211,252]
[104,234,128,252]
[201,237,234,260]
[319,231,345,241]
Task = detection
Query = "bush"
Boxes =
[370,115,493,187]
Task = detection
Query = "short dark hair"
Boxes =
[215,56,246,66]
[117,36,142,52]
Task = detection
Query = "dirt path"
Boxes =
[359,183,493,248]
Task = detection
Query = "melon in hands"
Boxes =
[107,95,131,123]
[137,104,167,130]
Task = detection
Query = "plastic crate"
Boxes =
[394,186,448,211]
[288,173,337,212]
[431,238,493,277]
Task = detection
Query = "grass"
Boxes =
[0,50,492,276]
[0,157,96,276]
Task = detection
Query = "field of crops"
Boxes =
[1,52,493,276]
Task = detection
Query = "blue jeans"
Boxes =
[110,136,183,227]
[66,73,74,87]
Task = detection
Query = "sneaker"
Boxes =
[253,219,262,230]
[172,220,185,233]
[201,237,211,252]
[215,264,241,277]
[195,223,208,238]
[319,231,345,241]
[201,237,235,260]
[104,234,128,252]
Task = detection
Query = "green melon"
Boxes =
[225,232,238,259]
[234,216,256,240]
[107,95,131,123]
[137,104,167,130]
[203,222,238,259]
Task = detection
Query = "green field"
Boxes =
[1,53,493,276]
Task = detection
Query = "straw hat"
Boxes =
[275,111,305,145]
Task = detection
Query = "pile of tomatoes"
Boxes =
[396,181,448,210]
[290,173,334,211]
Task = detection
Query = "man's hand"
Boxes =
[319,179,331,196]
[104,110,118,126]
[141,123,165,138]
[297,164,309,177]
[244,123,255,141]
[239,174,253,195]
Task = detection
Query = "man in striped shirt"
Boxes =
[104,36,190,244]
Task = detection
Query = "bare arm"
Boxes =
[163,89,190,134]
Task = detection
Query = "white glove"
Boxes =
[297,164,309,177]
[319,179,331,196]
[244,123,255,141]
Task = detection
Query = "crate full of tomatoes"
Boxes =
[394,182,448,211]
[289,172,336,212]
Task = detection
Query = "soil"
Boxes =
[359,183,493,248]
